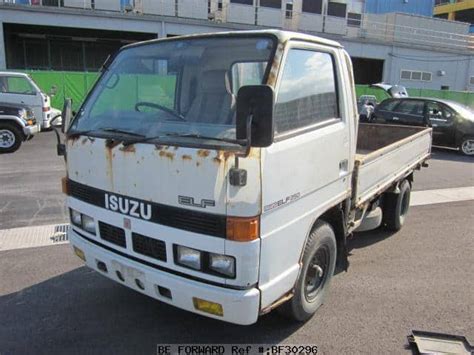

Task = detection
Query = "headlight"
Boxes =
[209,253,235,277]
[81,214,96,235]
[176,246,201,270]
[70,209,95,235]
[70,209,82,227]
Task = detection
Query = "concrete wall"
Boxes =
[341,39,474,91]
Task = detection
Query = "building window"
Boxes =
[400,70,411,80]
[411,71,422,81]
[275,49,339,134]
[302,0,322,14]
[260,0,281,8]
[327,0,346,18]
[347,12,361,27]
[421,72,432,82]
[441,85,449,90]
[400,70,432,82]
[218,0,223,10]
[469,76,474,85]
[231,0,253,5]
[285,2,293,18]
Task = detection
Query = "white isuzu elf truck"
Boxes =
[56,30,432,325]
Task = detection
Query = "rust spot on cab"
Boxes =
[196,161,200,167]
[159,150,174,160]
[182,155,192,161]
[213,157,222,164]
[81,138,88,145]
[197,149,210,158]
[105,139,121,150]
[119,145,136,153]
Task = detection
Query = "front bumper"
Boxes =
[23,124,40,137]
[69,228,260,325]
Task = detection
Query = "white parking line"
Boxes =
[410,186,474,206]
[1,186,473,252]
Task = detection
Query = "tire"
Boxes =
[382,179,411,231]
[0,122,22,153]
[278,220,337,322]
[459,136,474,156]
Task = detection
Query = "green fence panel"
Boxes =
[20,72,474,110]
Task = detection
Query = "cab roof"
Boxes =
[124,30,343,51]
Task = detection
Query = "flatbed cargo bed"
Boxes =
[353,124,432,207]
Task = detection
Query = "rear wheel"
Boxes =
[278,221,337,322]
[459,137,474,156]
[382,179,411,231]
[0,123,22,153]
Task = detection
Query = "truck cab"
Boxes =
[63,30,431,325]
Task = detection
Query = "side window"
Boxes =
[0,76,36,95]
[427,102,453,125]
[275,49,339,134]
[378,99,399,111]
[394,100,424,116]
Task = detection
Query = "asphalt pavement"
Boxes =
[0,131,473,354]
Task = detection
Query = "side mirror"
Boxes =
[61,98,73,134]
[236,85,274,148]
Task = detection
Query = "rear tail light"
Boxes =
[42,106,50,112]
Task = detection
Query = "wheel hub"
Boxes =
[461,139,474,155]
[0,129,15,149]
[304,247,330,302]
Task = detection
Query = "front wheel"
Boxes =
[278,221,337,322]
[459,137,474,156]
[0,123,22,153]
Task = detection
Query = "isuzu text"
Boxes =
[56,30,431,325]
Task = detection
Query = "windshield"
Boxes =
[70,36,275,145]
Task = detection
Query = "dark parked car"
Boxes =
[0,102,40,153]
[373,98,474,156]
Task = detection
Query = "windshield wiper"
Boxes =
[122,132,242,146]
[68,127,146,140]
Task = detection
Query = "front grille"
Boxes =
[69,180,103,207]
[99,222,126,248]
[132,233,167,262]
[68,179,227,238]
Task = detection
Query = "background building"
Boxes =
[0,0,473,107]
[434,0,474,32]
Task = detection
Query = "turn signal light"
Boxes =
[61,177,70,195]
[226,216,259,242]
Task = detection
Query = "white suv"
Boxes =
[0,72,56,130]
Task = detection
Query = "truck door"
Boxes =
[426,101,456,146]
[0,75,40,117]
[258,44,352,308]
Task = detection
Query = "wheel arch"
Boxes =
[299,201,349,272]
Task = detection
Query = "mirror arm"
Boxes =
[229,114,253,187]
[235,114,253,162]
